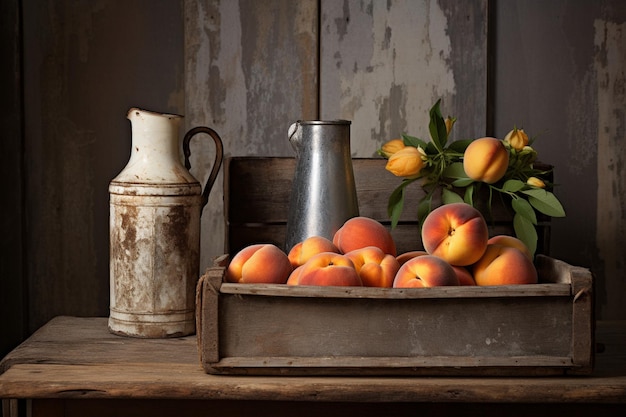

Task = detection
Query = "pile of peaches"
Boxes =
[226,202,538,288]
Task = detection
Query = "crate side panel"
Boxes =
[218,295,572,359]
[227,157,295,224]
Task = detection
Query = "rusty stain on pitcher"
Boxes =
[108,108,223,338]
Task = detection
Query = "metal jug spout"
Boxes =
[287,121,302,147]
[288,121,303,153]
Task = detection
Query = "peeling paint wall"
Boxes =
[185,0,487,267]
[21,0,185,332]
[187,0,625,319]
[184,0,319,268]
[320,0,487,156]
[494,0,626,319]
[1,0,25,358]
[4,0,626,350]
[594,18,626,319]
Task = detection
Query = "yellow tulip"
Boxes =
[526,177,545,188]
[385,146,424,178]
[504,127,529,151]
[445,117,456,135]
[379,139,406,158]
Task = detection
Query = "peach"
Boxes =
[287,235,340,268]
[225,243,293,284]
[452,265,476,286]
[286,264,305,285]
[396,250,428,265]
[463,137,509,184]
[488,235,533,260]
[344,246,400,287]
[421,202,489,266]
[472,244,538,286]
[392,255,459,288]
[333,216,397,256]
[296,252,363,287]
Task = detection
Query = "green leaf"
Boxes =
[521,189,566,217]
[425,141,439,155]
[401,134,428,149]
[464,183,475,205]
[387,180,412,229]
[417,194,433,226]
[502,179,526,192]
[428,99,448,152]
[443,162,468,179]
[451,178,474,187]
[513,213,538,257]
[442,188,464,204]
[511,197,537,224]
[447,139,473,153]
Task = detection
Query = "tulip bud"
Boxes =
[503,128,529,151]
[526,177,545,188]
[379,139,406,158]
[520,145,537,162]
[445,117,457,135]
[385,146,424,178]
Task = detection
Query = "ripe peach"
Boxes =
[287,235,340,268]
[333,216,397,256]
[286,264,304,285]
[344,246,400,288]
[463,137,509,184]
[392,255,459,288]
[226,243,293,284]
[297,252,363,287]
[472,244,538,286]
[396,250,428,265]
[488,235,533,260]
[452,265,476,286]
[421,202,489,266]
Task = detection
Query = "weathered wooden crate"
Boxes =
[196,254,593,376]
[224,157,552,256]
[196,157,593,376]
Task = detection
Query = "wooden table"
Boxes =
[1,316,625,417]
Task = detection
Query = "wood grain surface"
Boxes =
[0,317,625,404]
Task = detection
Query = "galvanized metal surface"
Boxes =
[284,120,359,251]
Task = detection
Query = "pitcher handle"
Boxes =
[182,126,224,211]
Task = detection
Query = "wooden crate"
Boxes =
[196,157,592,376]
[196,254,593,376]
[224,157,551,256]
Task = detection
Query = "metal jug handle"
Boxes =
[182,126,224,212]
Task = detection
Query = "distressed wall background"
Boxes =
[184,0,488,272]
[1,0,624,358]
[493,0,626,320]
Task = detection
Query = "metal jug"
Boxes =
[108,108,223,338]
[285,120,359,252]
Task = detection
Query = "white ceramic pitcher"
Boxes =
[108,108,223,338]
